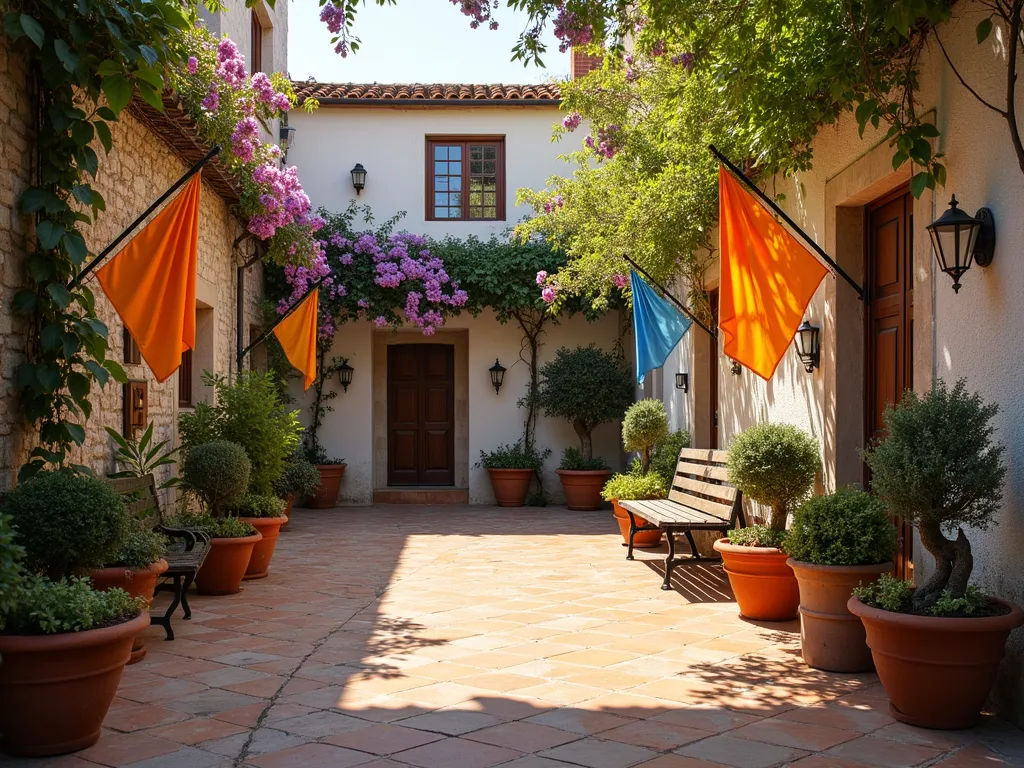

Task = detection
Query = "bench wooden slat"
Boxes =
[677,447,731,465]
[621,499,729,526]
[666,488,734,519]
[674,460,731,483]
[670,475,738,504]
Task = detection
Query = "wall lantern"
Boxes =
[350,163,367,195]
[337,360,354,392]
[675,372,689,393]
[794,319,820,373]
[279,124,296,147]
[926,195,996,293]
[489,358,506,394]
[730,358,742,376]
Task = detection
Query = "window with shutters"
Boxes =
[426,137,505,221]
[178,349,193,408]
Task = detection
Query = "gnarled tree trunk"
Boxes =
[574,421,593,460]
[914,519,973,610]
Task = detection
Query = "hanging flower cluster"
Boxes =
[584,124,622,159]
[553,9,593,52]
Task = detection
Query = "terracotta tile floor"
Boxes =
[4,506,1022,768]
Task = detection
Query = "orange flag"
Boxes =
[273,290,318,390]
[97,174,201,383]
[718,166,828,380]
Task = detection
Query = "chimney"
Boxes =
[569,48,603,79]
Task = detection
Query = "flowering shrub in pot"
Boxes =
[785,487,896,672]
[0,473,147,757]
[852,380,1023,729]
[225,493,288,580]
[601,466,666,548]
[716,423,820,620]
[479,441,550,507]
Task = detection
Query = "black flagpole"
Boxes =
[622,255,717,339]
[237,275,326,368]
[709,144,867,301]
[69,145,221,289]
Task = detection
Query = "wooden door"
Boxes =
[387,344,455,486]
[708,289,720,450]
[865,188,914,578]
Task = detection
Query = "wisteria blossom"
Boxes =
[562,112,582,131]
[612,273,628,289]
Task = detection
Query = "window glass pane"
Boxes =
[483,160,496,174]
[470,161,482,174]
[434,161,448,175]
[449,177,462,191]
[449,146,462,160]
[484,176,496,188]
[469,207,483,220]
[484,192,496,206]
[434,207,450,219]
[434,145,448,160]
[470,145,483,160]
[469,192,482,206]
[434,192,449,206]
[483,146,496,160]
[435,176,448,192]
[448,161,461,175]
[449,192,461,207]
[469,177,483,191]
[484,206,497,218]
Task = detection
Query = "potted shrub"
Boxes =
[602,464,666,548]
[479,441,549,507]
[649,429,690,490]
[90,529,169,664]
[785,487,896,672]
[304,443,347,509]
[225,492,289,580]
[852,380,1023,729]
[0,473,148,757]
[715,423,819,621]
[556,447,613,510]
[181,440,261,595]
[273,451,321,524]
[537,346,632,508]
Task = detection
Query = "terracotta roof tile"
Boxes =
[292,82,561,105]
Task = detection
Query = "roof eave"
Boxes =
[302,97,562,108]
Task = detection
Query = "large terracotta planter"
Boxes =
[280,495,296,528]
[557,469,613,510]
[89,558,169,664]
[487,468,533,507]
[240,516,288,580]
[0,611,149,756]
[194,532,262,595]
[713,539,799,621]
[309,464,346,509]
[787,559,892,672]
[849,595,1024,729]
[611,499,663,548]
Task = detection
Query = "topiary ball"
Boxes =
[786,487,897,566]
[622,399,669,454]
[183,440,251,515]
[1,472,131,580]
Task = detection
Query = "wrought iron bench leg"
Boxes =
[662,530,677,589]
[180,571,196,620]
[153,574,184,641]
[626,511,638,560]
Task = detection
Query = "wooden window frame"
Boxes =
[250,10,264,74]
[178,348,193,408]
[425,135,506,222]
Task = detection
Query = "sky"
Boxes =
[287,1,569,85]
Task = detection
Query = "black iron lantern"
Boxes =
[794,319,820,373]
[730,358,742,376]
[926,196,996,293]
[675,372,689,393]
[337,360,354,392]
[350,163,367,195]
[279,124,296,146]
[489,358,506,394]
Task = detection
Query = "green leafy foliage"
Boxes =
[853,573,913,612]
[537,346,633,460]
[0,514,25,624]
[4,575,143,635]
[854,574,991,617]
[930,586,988,617]
[272,453,322,499]
[181,441,251,517]
[649,430,690,491]
[559,446,608,471]
[622,399,669,472]
[478,441,550,471]
[1,472,130,580]
[177,402,222,455]
[107,530,168,569]
[601,469,666,502]
[225,492,287,519]
[727,423,820,531]
[726,525,787,549]
[105,422,180,489]
[786,487,896,566]
[165,511,257,540]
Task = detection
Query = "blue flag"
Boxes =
[631,270,692,384]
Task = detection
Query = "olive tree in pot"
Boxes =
[0,474,148,757]
[852,380,1023,729]
[178,440,261,596]
[716,423,820,621]
[785,488,896,672]
[479,441,550,507]
[537,346,632,510]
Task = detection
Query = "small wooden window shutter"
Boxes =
[251,11,264,73]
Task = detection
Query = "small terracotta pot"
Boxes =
[0,611,149,756]
[787,559,892,672]
[309,464,346,508]
[611,499,663,548]
[486,468,533,507]
[557,469,613,510]
[89,559,168,664]
[849,595,1024,729]
[240,516,288,580]
[280,495,296,528]
[714,539,799,621]
[195,532,262,595]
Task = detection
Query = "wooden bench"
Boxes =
[619,448,746,590]
[107,474,210,641]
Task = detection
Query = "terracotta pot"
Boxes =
[0,611,149,756]
[611,499,664,548]
[787,559,892,672]
[557,469,613,511]
[309,464,346,509]
[194,532,262,595]
[849,595,1024,729]
[89,559,168,664]
[240,516,288,580]
[280,495,296,528]
[486,468,533,507]
[713,539,799,621]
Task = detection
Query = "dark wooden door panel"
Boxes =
[387,344,455,486]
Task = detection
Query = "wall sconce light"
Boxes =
[279,124,296,147]
[794,319,820,373]
[337,360,354,392]
[675,372,689,393]
[350,163,367,195]
[926,195,996,293]
[730,358,742,376]
[489,358,506,394]
[123,380,148,436]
